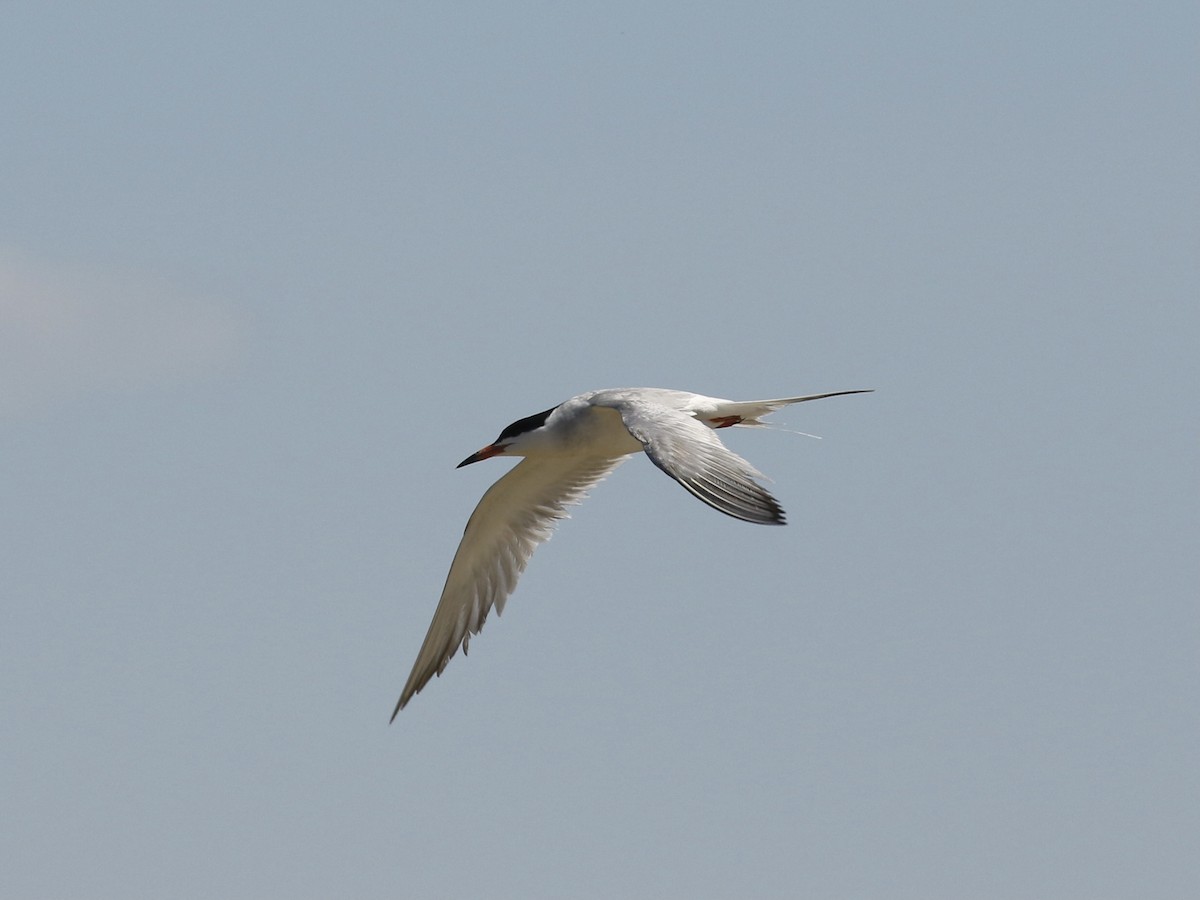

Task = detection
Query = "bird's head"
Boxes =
[457,404,559,467]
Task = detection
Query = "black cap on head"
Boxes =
[496,405,558,442]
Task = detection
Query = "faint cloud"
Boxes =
[0,248,246,417]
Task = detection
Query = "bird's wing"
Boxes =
[393,454,625,718]
[608,399,786,526]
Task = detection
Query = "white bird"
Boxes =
[392,387,870,718]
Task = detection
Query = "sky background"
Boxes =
[2,2,1197,898]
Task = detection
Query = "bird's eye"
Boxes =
[497,405,558,442]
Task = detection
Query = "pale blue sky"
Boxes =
[3,2,1197,898]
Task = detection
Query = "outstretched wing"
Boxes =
[393,454,625,718]
[611,400,786,526]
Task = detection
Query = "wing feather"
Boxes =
[611,401,786,526]
[392,455,624,718]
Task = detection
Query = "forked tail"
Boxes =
[725,389,873,426]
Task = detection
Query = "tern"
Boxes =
[392,387,870,718]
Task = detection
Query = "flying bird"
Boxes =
[392,387,870,718]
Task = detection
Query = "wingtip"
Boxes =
[390,682,422,722]
[390,680,423,722]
